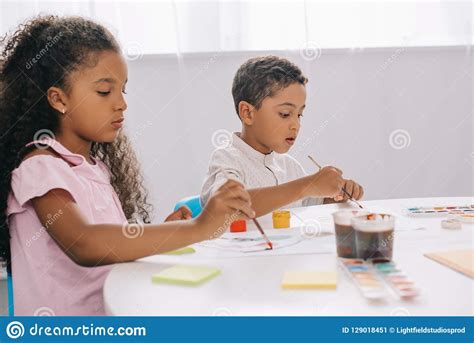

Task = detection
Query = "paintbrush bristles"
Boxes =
[252,218,273,250]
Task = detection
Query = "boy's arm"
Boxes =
[203,164,318,217]
[246,176,314,217]
[247,167,346,217]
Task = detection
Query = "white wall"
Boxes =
[123,46,472,221]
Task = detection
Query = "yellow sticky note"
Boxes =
[282,271,337,289]
[152,265,220,286]
[424,249,474,278]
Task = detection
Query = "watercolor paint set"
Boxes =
[339,258,419,300]
[371,258,420,298]
[405,205,474,218]
[339,258,387,299]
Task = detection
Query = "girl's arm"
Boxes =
[32,180,253,267]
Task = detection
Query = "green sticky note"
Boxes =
[163,247,196,255]
[152,265,220,286]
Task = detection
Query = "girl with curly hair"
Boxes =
[0,15,253,315]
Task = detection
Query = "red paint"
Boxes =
[230,220,247,233]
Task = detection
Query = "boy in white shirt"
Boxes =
[201,56,364,217]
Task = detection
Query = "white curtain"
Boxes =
[1,0,472,57]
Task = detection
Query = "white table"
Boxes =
[104,197,474,316]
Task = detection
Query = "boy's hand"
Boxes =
[164,205,193,222]
[306,166,345,198]
[197,180,254,240]
[336,179,364,202]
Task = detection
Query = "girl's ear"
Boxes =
[238,101,255,125]
[46,86,68,114]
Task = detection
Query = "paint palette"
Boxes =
[405,205,474,218]
[340,258,420,300]
[447,212,474,224]
[371,258,420,298]
[339,258,387,299]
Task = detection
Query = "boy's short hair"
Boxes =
[231,55,308,117]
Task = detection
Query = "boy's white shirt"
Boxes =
[200,132,324,208]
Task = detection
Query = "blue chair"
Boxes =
[7,268,13,316]
[174,195,202,218]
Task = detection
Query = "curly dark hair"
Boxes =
[231,55,308,117]
[0,15,153,267]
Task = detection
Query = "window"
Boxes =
[1,0,471,56]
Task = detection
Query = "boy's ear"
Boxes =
[238,101,255,125]
[46,86,68,114]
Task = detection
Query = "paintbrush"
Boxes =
[307,155,364,209]
[217,168,273,250]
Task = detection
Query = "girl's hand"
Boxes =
[334,179,364,202]
[164,206,193,222]
[196,179,254,240]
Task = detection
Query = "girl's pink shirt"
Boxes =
[7,138,127,315]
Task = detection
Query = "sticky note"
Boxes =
[282,271,337,289]
[424,249,474,278]
[163,247,196,255]
[152,265,220,286]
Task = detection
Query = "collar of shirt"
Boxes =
[231,132,277,168]
[231,132,285,185]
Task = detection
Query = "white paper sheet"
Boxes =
[195,229,335,258]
